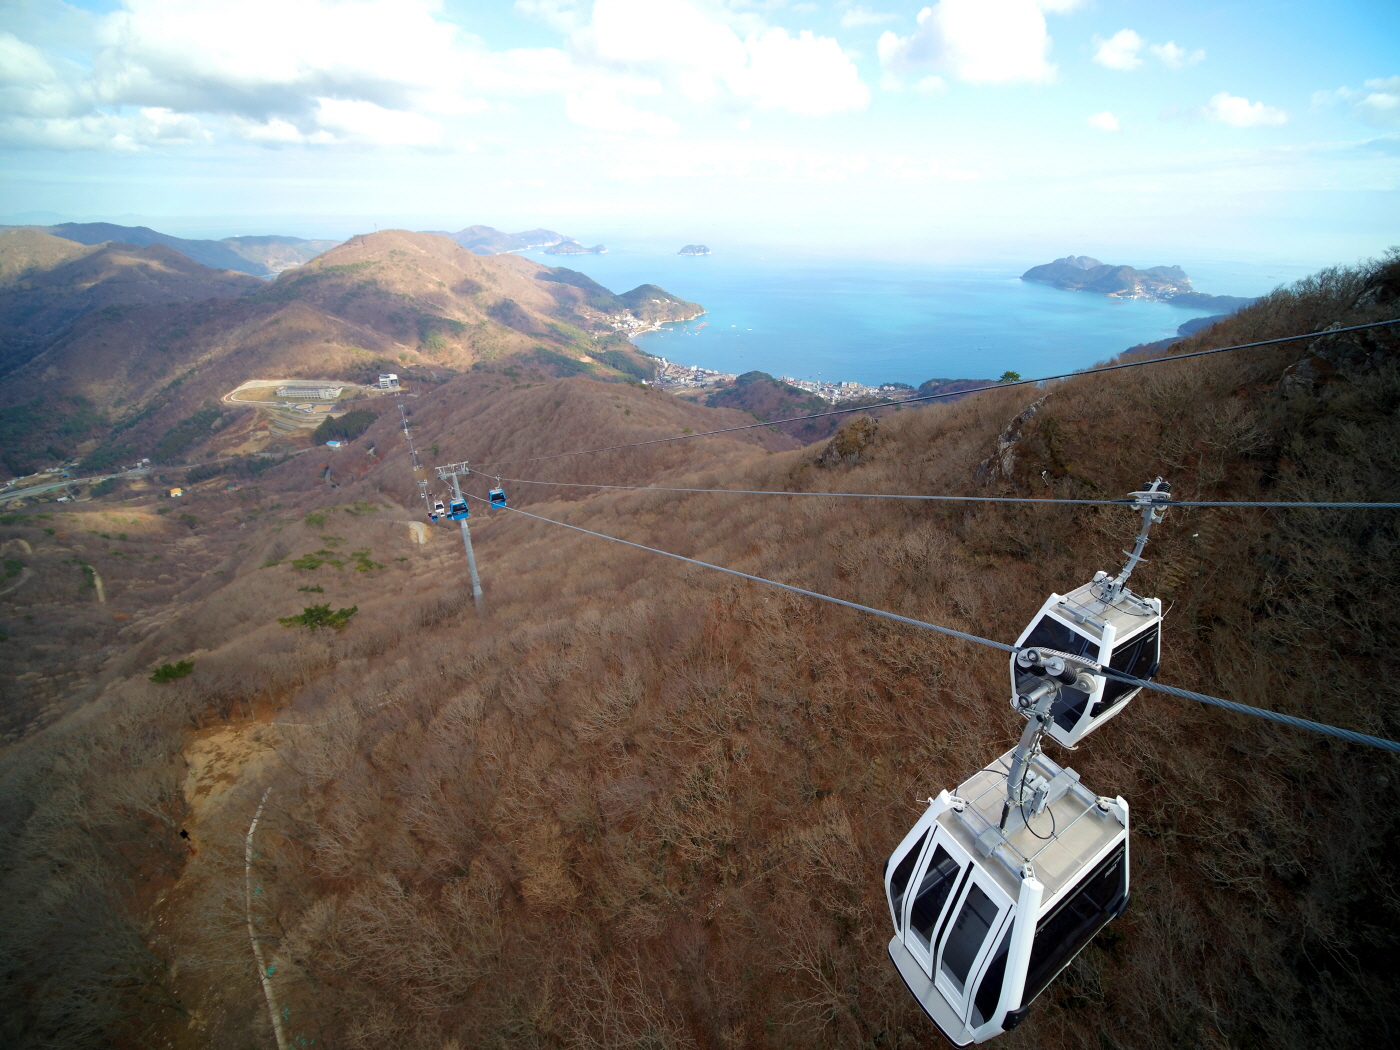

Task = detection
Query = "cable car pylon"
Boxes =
[436,461,484,616]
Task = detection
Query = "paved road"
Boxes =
[0,468,147,505]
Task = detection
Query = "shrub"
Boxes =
[277,604,358,631]
[149,660,194,683]
[312,410,378,445]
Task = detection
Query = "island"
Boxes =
[678,244,711,256]
[1022,255,1257,313]
[544,238,607,255]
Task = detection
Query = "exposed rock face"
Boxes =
[974,397,1047,483]
[1278,309,1398,397]
[817,416,877,466]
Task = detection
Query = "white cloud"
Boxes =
[1092,29,1142,72]
[1086,110,1119,132]
[565,89,679,134]
[0,31,57,85]
[0,106,208,151]
[1149,41,1204,69]
[1356,76,1400,127]
[878,0,1057,86]
[0,0,870,153]
[841,5,896,29]
[1205,91,1287,128]
[1314,76,1400,128]
[577,0,869,115]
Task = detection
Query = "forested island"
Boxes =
[1023,255,1257,312]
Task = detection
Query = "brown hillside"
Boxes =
[0,235,262,378]
[0,228,100,285]
[1,253,1398,1050]
[0,231,701,478]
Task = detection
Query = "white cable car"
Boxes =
[888,658,1129,1044]
[430,498,445,521]
[488,485,507,509]
[1010,479,1171,747]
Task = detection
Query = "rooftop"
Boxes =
[938,745,1125,906]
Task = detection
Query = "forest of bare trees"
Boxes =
[1,252,1398,1049]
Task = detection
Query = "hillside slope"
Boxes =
[1,253,1397,1050]
[0,232,263,379]
[0,231,701,478]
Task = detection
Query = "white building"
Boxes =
[276,384,343,400]
[378,373,400,389]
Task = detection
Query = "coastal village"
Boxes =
[650,356,908,404]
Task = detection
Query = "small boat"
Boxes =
[695,322,708,331]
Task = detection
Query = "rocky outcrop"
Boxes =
[974,397,1047,483]
[817,416,878,466]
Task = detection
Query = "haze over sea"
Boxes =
[521,244,1321,388]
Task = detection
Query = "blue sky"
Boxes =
[0,0,1395,265]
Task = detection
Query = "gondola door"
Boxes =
[931,868,1014,1025]
[900,834,967,977]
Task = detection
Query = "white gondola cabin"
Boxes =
[1008,478,1171,748]
[1010,580,1160,747]
[885,746,1129,1045]
[430,498,445,522]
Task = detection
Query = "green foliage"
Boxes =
[153,405,222,463]
[312,410,377,445]
[156,506,170,515]
[1,395,108,477]
[178,513,197,529]
[532,347,594,378]
[320,535,346,547]
[0,514,19,525]
[998,370,1022,383]
[277,603,358,631]
[304,512,326,527]
[297,585,324,593]
[4,559,22,578]
[80,444,134,473]
[291,549,344,570]
[149,660,194,683]
[184,462,224,484]
[594,349,653,380]
[350,548,383,572]
[91,478,119,496]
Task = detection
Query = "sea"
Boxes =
[517,244,1318,388]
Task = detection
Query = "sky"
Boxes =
[0,0,1396,265]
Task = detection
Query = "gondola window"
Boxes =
[910,847,961,949]
[941,884,999,991]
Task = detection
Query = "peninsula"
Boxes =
[678,244,711,256]
[1022,255,1257,312]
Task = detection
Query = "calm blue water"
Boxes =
[519,245,1284,387]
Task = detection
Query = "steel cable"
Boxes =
[470,494,1400,755]
[491,475,1400,509]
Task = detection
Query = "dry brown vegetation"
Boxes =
[0,230,691,478]
[1,252,1399,1050]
